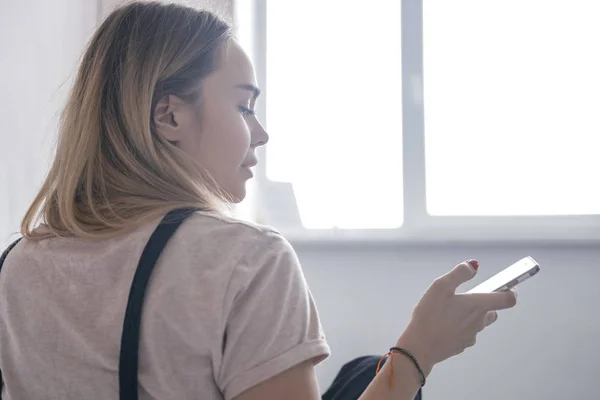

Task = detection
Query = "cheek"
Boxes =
[197,112,251,179]
[217,116,251,166]
[229,118,252,162]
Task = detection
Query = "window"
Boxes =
[233,0,405,230]
[424,0,600,216]
[236,0,600,241]
[262,0,403,230]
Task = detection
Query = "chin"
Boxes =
[227,186,246,203]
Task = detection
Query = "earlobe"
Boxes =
[154,95,180,142]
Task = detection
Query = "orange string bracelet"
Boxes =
[375,347,426,390]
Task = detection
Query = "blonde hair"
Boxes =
[21,1,233,240]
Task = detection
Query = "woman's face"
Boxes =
[154,40,269,202]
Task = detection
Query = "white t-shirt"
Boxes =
[0,211,330,399]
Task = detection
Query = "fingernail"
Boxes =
[468,259,479,270]
[511,288,518,298]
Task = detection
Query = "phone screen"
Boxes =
[467,257,540,294]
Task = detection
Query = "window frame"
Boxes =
[235,0,600,244]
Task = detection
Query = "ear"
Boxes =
[154,95,181,142]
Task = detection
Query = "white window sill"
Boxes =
[277,225,600,248]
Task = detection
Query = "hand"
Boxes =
[397,260,517,374]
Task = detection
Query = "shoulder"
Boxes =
[185,211,281,239]
[171,211,296,266]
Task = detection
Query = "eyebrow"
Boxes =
[235,83,261,99]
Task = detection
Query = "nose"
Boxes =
[251,121,269,148]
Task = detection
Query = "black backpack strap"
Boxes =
[119,207,199,400]
[0,238,23,273]
[0,237,23,399]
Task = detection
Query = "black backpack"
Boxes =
[322,355,423,400]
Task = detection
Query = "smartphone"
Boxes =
[466,256,540,294]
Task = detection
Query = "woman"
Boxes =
[0,2,517,399]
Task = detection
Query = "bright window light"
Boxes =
[266,0,403,229]
[423,1,600,216]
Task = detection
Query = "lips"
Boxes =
[242,159,258,168]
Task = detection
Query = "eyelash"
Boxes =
[238,106,256,116]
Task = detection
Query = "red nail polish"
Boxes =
[468,260,479,270]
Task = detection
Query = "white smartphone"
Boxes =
[466,256,540,294]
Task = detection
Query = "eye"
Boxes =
[238,106,256,116]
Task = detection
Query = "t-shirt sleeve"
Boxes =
[216,232,330,400]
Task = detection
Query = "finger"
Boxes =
[484,311,498,327]
[437,260,478,291]
[465,336,477,348]
[465,290,517,311]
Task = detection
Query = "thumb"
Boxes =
[439,260,479,291]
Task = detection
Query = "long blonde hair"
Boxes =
[21,1,233,240]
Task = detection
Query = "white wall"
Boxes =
[298,242,600,399]
[99,0,234,22]
[0,0,97,246]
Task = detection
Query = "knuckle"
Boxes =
[432,277,447,291]
[452,348,465,357]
